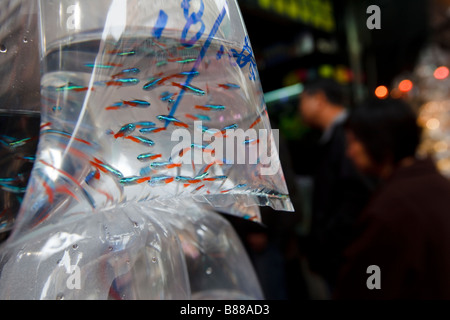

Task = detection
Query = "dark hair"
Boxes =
[302,78,346,106]
[345,98,422,166]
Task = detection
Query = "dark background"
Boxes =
[223,0,437,300]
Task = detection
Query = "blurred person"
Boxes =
[298,78,375,294]
[335,98,450,299]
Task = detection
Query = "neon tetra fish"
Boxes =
[157,115,189,128]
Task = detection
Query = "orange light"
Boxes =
[390,88,403,99]
[398,79,413,92]
[375,85,389,99]
[434,66,449,80]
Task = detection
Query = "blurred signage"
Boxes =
[253,0,336,33]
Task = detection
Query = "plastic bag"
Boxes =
[0,201,263,299]
[0,0,40,238]
[0,0,293,300]
[6,0,293,240]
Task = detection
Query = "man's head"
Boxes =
[299,78,346,128]
[344,98,422,177]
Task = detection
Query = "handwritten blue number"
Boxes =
[181,0,205,47]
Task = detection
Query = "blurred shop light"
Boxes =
[264,83,304,104]
[398,79,413,92]
[426,118,440,130]
[375,85,389,99]
[434,66,449,80]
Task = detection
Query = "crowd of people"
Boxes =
[231,77,450,300]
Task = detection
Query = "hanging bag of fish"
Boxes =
[0,0,294,300]
[9,0,294,233]
[0,0,41,242]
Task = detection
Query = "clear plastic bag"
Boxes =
[0,201,263,299]
[0,0,40,237]
[0,0,294,300]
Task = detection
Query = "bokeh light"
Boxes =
[375,85,389,99]
[398,79,413,92]
[434,66,449,80]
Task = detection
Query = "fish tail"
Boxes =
[173,122,189,128]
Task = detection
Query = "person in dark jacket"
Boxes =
[335,97,450,299]
[298,79,375,292]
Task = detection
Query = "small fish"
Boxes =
[116,50,136,56]
[249,115,262,129]
[0,177,18,184]
[156,61,168,67]
[185,114,200,121]
[0,183,27,194]
[148,176,175,185]
[243,138,260,145]
[157,115,189,128]
[194,184,206,192]
[168,57,197,64]
[243,214,258,221]
[125,136,155,146]
[203,175,227,182]
[171,82,206,96]
[220,183,247,194]
[112,68,141,78]
[114,124,136,139]
[132,121,156,128]
[84,63,114,69]
[107,49,136,56]
[106,100,151,110]
[41,129,91,146]
[137,153,162,162]
[214,124,238,137]
[139,127,166,134]
[175,176,203,184]
[8,137,34,148]
[179,71,200,77]
[192,172,208,181]
[105,102,124,110]
[124,99,150,107]
[194,114,211,121]
[90,158,124,178]
[16,155,36,163]
[222,124,238,131]
[218,83,240,90]
[100,78,140,87]
[150,161,182,170]
[56,83,92,92]
[120,176,150,185]
[111,78,140,86]
[143,76,163,90]
[195,104,226,111]
[198,125,219,135]
[52,106,62,112]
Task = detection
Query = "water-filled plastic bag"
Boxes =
[0,0,294,299]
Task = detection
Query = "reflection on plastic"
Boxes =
[0,202,263,299]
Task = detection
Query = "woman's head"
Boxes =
[345,98,422,176]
